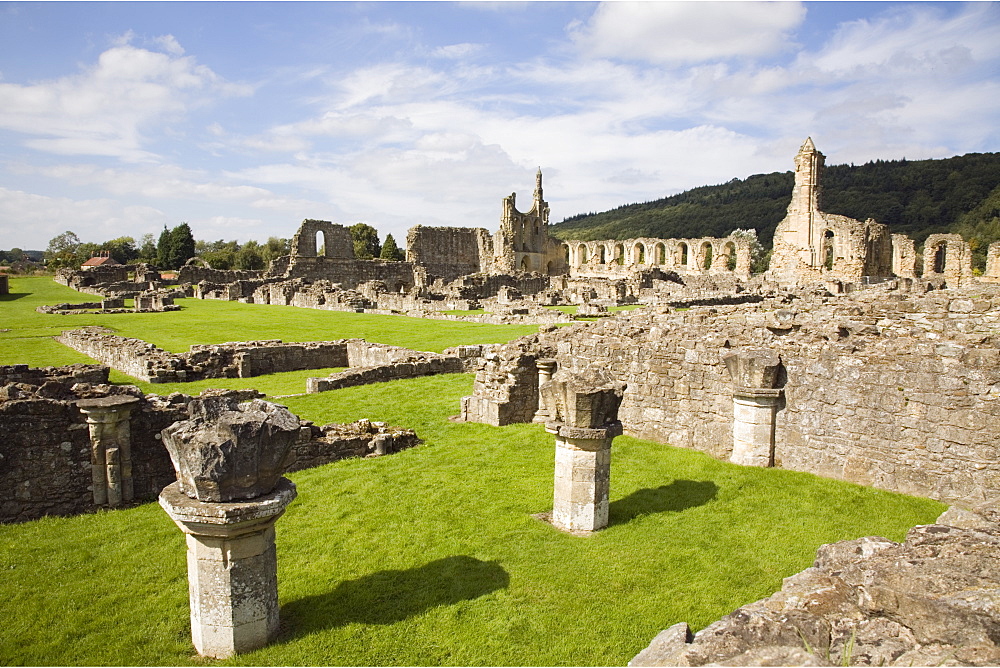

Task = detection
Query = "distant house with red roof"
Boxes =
[81,252,120,270]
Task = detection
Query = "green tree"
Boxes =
[166,223,196,269]
[350,223,381,260]
[156,226,171,268]
[137,234,157,263]
[234,240,265,270]
[379,234,404,261]
[45,231,82,269]
[101,236,138,265]
[263,237,290,266]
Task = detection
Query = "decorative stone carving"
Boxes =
[543,367,624,533]
[722,350,784,468]
[161,396,300,502]
[159,396,299,659]
[76,395,141,507]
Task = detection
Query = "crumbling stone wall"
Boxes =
[178,265,265,285]
[307,343,464,393]
[57,328,350,383]
[0,380,184,523]
[1,368,421,524]
[460,340,545,426]
[0,274,8,295]
[288,419,420,471]
[464,287,1000,506]
[923,233,975,287]
[406,225,494,281]
[986,241,1000,283]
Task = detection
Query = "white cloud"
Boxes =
[570,1,806,64]
[432,43,484,59]
[0,187,169,248]
[0,34,250,162]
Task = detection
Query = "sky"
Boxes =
[0,1,998,251]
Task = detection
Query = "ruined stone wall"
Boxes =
[986,241,1000,283]
[280,257,417,291]
[57,328,350,383]
[0,363,108,386]
[923,233,975,287]
[458,288,1000,506]
[406,225,492,281]
[287,420,420,472]
[460,340,542,426]
[307,342,464,392]
[178,266,265,285]
[0,381,183,523]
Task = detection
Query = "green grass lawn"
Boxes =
[0,277,947,666]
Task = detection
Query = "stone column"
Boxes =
[159,396,301,659]
[722,350,784,467]
[532,358,557,423]
[159,479,296,659]
[76,395,141,507]
[541,367,624,534]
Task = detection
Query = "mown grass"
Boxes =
[0,277,539,368]
[0,277,947,666]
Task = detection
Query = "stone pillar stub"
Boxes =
[541,367,624,534]
[533,358,557,423]
[722,350,784,468]
[159,396,301,659]
[76,395,141,507]
[159,479,296,659]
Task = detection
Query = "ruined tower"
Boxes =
[494,169,566,275]
[767,138,892,286]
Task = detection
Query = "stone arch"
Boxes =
[722,241,737,271]
[521,256,531,273]
[184,256,212,269]
[654,243,666,265]
[546,260,554,275]
[613,243,624,266]
[632,242,645,265]
[700,241,714,270]
[292,220,355,259]
[578,244,589,265]
[675,242,689,268]
[598,245,607,264]
[932,241,947,274]
[563,244,571,265]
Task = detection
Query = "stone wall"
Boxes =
[986,241,1000,282]
[463,287,1000,506]
[57,328,350,383]
[288,419,420,471]
[0,274,8,295]
[564,235,751,280]
[406,225,493,281]
[307,343,464,393]
[1,369,421,524]
[0,380,184,523]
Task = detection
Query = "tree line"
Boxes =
[36,222,405,272]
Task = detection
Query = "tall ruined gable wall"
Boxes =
[537,293,1000,506]
[406,226,491,281]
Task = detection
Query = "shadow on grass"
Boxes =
[280,555,509,636]
[0,292,29,301]
[609,479,718,526]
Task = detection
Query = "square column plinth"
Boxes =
[159,478,297,659]
[548,423,621,533]
[730,389,782,467]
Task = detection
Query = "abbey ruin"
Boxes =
[6,139,1000,665]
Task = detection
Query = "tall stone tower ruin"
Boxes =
[494,169,567,275]
[768,138,891,286]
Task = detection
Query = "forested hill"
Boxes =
[550,153,1000,255]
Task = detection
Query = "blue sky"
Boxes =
[1,1,998,251]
